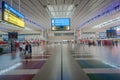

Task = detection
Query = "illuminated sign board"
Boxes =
[2,1,25,28]
[51,18,70,31]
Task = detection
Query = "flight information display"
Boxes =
[106,30,116,38]
[51,18,70,31]
[2,1,25,28]
[8,32,18,39]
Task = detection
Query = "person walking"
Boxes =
[115,40,118,46]
[25,42,32,58]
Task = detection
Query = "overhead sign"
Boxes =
[2,1,25,28]
[51,18,70,31]
[106,30,116,38]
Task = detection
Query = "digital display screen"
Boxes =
[8,32,18,39]
[51,18,70,31]
[106,30,116,38]
[2,1,25,28]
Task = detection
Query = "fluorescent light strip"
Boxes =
[25,27,32,30]
[77,3,120,29]
[93,17,120,28]
[0,26,9,31]
[25,18,45,30]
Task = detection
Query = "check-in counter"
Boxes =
[0,44,11,54]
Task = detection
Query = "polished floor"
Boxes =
[0,43,120,80]
[72,44,120,80]
[33,44,89,80]
[0,45,53,80]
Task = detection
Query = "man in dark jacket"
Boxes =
[25,42,32,58]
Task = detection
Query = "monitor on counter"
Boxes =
[51,18,70,31]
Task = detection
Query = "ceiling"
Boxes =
[0,0,120,33]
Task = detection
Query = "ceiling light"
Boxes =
[67,26,70,30]
[52,26,55,30]
[77,3,120,29]
[93,17,120,29]
[117,28,120,30]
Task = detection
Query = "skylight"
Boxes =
[46,4,75,18]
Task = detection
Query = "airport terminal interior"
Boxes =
[0,0,120,80]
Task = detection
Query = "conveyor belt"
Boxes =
[32,44,90,80]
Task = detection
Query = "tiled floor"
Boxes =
[1,43,120,80]
[0,75,35,80]
[72,44,120,80]
[0,45,53,80]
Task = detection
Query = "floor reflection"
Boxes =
[73,44,120,67]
